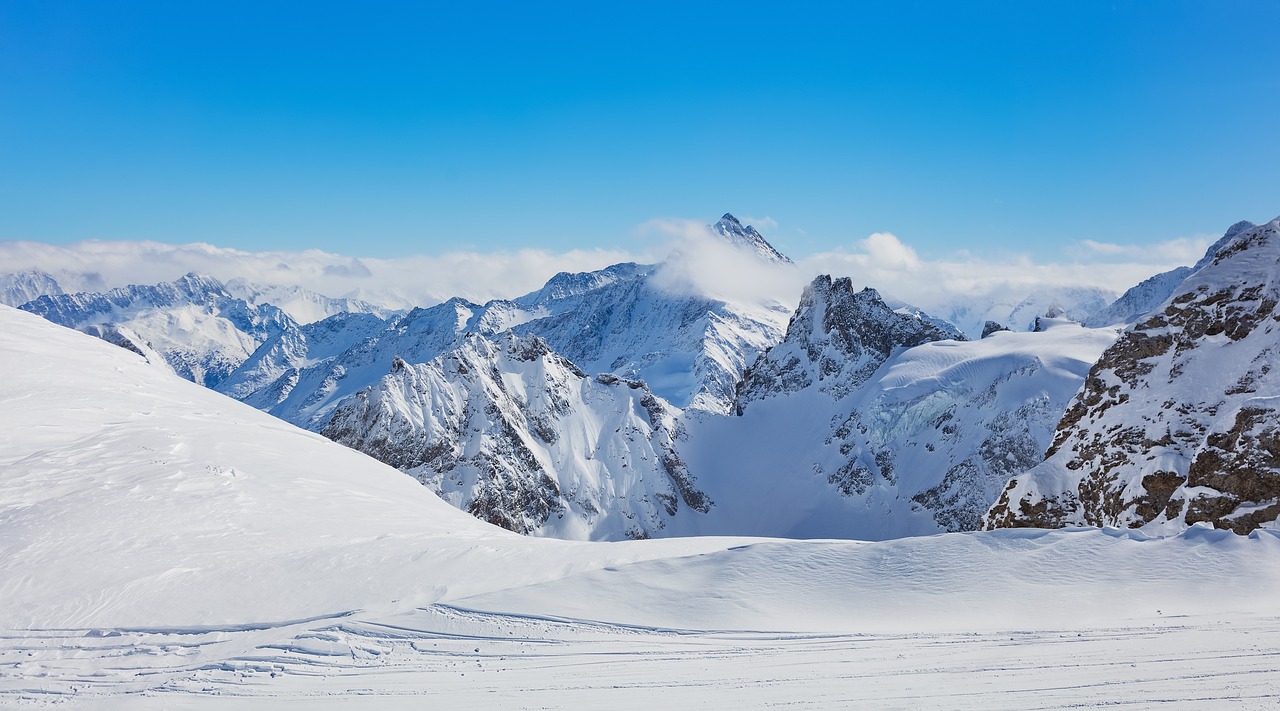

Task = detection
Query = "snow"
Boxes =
[3,304,1280,707]
[990,217,1280,533]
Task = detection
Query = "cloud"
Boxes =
[0,218,1214,337]
[636,217,804,306]
[0,239,640,310]
[1077,235,1214,264]
[738,215,779,232]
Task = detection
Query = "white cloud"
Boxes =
[0,240,641,310]
[1077,235,1214,264]
[0,219,1214,335]
[738,215,779,232]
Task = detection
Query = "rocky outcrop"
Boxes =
[986,217,1280,534]
[735,276,963,411]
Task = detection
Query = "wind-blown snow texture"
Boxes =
[988,217,1280,534]
[3,303,1280,708]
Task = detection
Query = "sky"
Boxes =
[1,1,1278,263]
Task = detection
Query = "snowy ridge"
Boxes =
[511,263,789,414]
[711,212,793,264]
[19,272,295,387]
[987,217,1280,534]
[1085,220,1253,327]
[1084,266,1193,327]
[324,331,709,539]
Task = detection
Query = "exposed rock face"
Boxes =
[986,217,1280,535]
[324,332,710,540]
[981,321,1010,338]
[20,273,295,387]
[735,276,964,411]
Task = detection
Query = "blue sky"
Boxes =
[2,1,1278,260]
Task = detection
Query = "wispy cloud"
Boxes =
[1077,235,1214,263]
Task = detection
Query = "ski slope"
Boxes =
[2,304,1279,708]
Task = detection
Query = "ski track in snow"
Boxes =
[4,606,1279,709]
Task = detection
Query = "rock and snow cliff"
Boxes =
[986,217,1280,534]
[323,332,709,539]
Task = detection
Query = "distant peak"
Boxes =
[710,213,793,264]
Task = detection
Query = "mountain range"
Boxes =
[5,213,1278,540]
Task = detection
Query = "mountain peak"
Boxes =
[711,213,793,264]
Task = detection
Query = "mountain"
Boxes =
[736,276,965,409]
[1084,267,1193,327]
[510,261,791,414]
[986,217,1280,534]
[0,269,64,307]
[222,215,792,429]
[668,278,1116,539]
[324,331,709,539]
[5,300,1279,709]
[1085,220,1255,328]
[711,212,793,264]
[0,268,107,307]
[224,277,400,325]
[19,272,296,388]
[220,298,478,429]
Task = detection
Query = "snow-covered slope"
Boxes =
[986,217,1280,534]
[19,272,295,387]
[324,332,709,539]
[4,302,1280,707]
